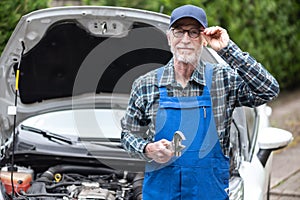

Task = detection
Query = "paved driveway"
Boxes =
[270,141,300,199]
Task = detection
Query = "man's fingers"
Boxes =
[161,146,173,156]
[201,26,229,51]
[203,26,223,34]
[154,149,173,163]
[203,28,223,40]
[160,139,172,147]
[145,140,174,163]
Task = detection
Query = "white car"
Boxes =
[0,6,293,200]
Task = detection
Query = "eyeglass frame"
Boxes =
[170,27,205,39]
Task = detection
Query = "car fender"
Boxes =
[239,155,271,200]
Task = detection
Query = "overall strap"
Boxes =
[157,64,213,96]
[204,63,214,90]
[157,67,164,84]
[157,67,168,97]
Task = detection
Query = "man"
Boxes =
[121,4,279,200]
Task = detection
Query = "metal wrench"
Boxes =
[169,131,186,157]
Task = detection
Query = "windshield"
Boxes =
[21,109,125,140]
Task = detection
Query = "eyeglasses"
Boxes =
[171,28,204,39]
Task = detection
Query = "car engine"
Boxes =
[0,165,144,200]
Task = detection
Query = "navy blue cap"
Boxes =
[169,5,208,29]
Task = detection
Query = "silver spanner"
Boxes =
[169,131,186,157]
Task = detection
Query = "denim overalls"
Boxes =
[142,64,229,199]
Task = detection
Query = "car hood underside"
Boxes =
[16,8,172,104]
[0,6,173,138]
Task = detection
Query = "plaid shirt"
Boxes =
[121,40,279,160]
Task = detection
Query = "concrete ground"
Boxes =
[268,89,300,199]
[269,141,300,199]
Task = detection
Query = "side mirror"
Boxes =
[258,127,293,150]
[257,127,293,167]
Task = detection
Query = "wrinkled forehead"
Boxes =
[172,17,203,29]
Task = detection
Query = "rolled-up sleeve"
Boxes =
[120,78,152,161]
[217,40,280,107]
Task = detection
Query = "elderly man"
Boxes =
[121,4,279,199]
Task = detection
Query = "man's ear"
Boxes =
[203,40,208,47]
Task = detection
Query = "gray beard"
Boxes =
[171,46,203,66]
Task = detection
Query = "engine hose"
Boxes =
[132,172,144,200]
[45,181,81,190]
[19,190,67,197]
[36,165,136,182]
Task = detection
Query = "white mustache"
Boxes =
[177,47,195,51]
[177,46,194,49]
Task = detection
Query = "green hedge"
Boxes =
[202,0,300,90]
[0,0,49,53]
[1,0,299,90]
[83,0,300,90]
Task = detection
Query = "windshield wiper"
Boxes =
[20,125,73,145]
[79,138,122,148]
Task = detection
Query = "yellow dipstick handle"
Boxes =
[54,173,62,183]
[15,69,20,91]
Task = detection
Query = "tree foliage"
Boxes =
[0,0,299,90]
[81,0,300,90]
[0,0,49,53]
[202,0,300,90]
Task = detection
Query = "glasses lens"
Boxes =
[172,28,202,38]
[189,29,200,38]
[173,29,183,38]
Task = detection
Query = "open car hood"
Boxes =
[0,6,219,140]
[0,6,173,137]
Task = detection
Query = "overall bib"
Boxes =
[143,65,229,200]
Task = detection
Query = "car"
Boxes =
[0,6,293,200]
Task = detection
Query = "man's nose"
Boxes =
[181,32,191,42]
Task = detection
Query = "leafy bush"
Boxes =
[81,0,300,90]
[0,0,49,54]
[202,0,300,90]
[0,0,299,90]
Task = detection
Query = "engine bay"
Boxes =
[0,165,143,200]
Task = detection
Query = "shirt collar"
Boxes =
[158,58,206,87]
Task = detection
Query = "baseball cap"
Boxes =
[169,5,208,29]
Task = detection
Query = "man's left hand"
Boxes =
[202,26,229,51]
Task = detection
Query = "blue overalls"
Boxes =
[142,64,229,199]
